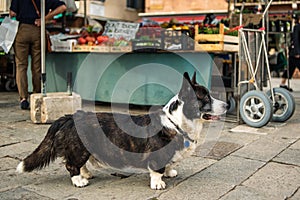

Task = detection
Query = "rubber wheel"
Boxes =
[5,79,17,92]
[227,96,236,114]
[239,90,273,128]
[266,87,295,122]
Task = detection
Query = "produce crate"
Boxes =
[162,30,194,51]
[72,45,91,52]
[132,40,162,52]
[135,27,162,40]
[110,46,132,52]
[90,45,110,52]
[194,24,239,52]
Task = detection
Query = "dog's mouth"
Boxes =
[202,113,221,121]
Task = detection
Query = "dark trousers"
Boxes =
[282,55,300,79]
[14,23,41,100]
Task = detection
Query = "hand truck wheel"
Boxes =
[239,90,273,128]
[266,87,295,122]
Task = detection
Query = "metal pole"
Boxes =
[41,0,46,96]
[84,0,87,26]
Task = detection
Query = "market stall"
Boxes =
[38,18,239,105]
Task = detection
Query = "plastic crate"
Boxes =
[135,27,162,40]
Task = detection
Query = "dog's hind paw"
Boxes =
[80,165,93,179]
[71,175,89,187]
[164,169,177,178]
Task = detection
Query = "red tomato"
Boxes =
[78,37,87,45]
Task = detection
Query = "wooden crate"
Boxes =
[194,24,239,52]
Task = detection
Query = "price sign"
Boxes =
[103,21,140,40]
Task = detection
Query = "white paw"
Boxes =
[164,169,177,177]
[150,171,166,190]
[151,179,166,190]
[71,175,89,187]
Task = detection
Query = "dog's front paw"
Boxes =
[164,169,177,177]
[150,171,166,190]
[151,179,166,190]
[71,175,89,187]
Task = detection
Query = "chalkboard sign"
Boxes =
[103,21,140,41]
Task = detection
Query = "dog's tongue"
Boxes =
[203,114,220,120]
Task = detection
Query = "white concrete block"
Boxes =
[30,92,81,124]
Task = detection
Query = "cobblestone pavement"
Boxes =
[0,78,299,200]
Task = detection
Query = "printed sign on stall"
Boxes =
[103,21,140,41]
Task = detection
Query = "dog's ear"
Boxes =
[191,71,196,84]
[183,72,191,83]
[179,72,192,99]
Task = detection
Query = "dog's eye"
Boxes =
[202,95,211,103]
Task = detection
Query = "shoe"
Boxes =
[280,85,293,92]
[20,100,30,110]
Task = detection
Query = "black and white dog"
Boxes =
[16,72,227,190]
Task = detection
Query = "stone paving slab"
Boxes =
[157,155,265,200]
[220,185,270,200]
[0,157,19,172]
[232,134,297,162]
[289,140,300,149]
[0,141,38,158]
[0,187,52,200]
[218,130,261,147]
[289,189,300,200]
[273,147,300,166]
[0,122,50,145]
[0,135,20,147]
[241,162,300,200]
[0,158,66,193]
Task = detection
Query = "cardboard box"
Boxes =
[51,39,77,52]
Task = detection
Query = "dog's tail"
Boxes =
[16,115,73,173]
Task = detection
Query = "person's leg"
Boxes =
[288,56,298,79]
[30,25,41,94]
[280,56,297,91]
[14,24,30,103]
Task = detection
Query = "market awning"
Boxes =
[138,10,228,24]
[140,15,227,24]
